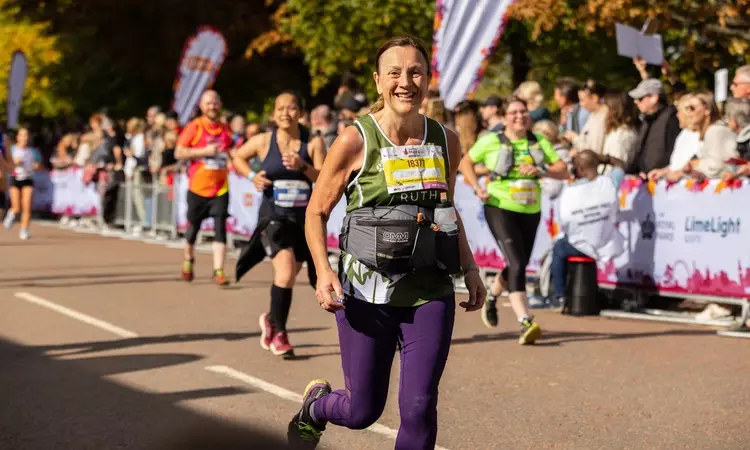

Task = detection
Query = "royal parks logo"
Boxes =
[640,213,675,242]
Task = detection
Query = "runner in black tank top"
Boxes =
[232,91,327,358]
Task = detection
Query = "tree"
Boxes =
[247,0,435,101]
[0,0,69,120]
[510,0,750,87]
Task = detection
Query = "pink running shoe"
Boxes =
[270,331,294,357]
[259,312,276,351]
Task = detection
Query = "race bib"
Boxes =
[273,179,311,208]
[509,179,539,205]
[380,145,448,195]
[203,153,228,171]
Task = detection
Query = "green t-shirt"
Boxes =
[468,132,560,214]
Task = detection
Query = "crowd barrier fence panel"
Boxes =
[44,168,750,323]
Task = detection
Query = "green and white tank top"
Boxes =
[338,113,455,307]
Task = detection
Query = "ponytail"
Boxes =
[369,95,385,114]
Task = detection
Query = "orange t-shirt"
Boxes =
[177,117,234,197]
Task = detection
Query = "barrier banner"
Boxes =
[606,177,750,298]
[7,51,27,129]
[31,171,54,212]
[431,0,514,109]
[50,170,750,299]
[49,168,99,216]
[172,27,228,125]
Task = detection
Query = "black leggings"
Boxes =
[483,205,540,293]
[185,216,226,245]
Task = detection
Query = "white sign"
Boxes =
[715,68,729,103]
[7,51,27,129]
[432,0,515,109]
[171,26,228,125]
[615,23,664,66]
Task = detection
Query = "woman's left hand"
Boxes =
[518,164,541,176]
[460,269,486,312]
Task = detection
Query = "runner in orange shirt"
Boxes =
[175,90,234,286]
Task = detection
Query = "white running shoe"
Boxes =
[19,228,30,240]
[3,211,16,229]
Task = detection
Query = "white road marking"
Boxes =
[14,292,139,338]
[205,365,451,450]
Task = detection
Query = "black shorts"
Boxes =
[10,178,33,189]
[186,191,229,224]
[260,218,308,262]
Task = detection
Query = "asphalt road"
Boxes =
[0,224,748,450]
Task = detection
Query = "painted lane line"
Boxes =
[205,365,451,450]
[14,292,139,338]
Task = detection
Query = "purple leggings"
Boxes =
[313,295,455,450]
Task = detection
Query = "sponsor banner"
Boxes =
[7,51,28,129]
[431,0,514,109]
[172,27,228,125]
[47,170,750,299]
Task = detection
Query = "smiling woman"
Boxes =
[288,35,487,450]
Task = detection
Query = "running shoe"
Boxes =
[181,260,194,282]
[270,331,294,357]
[519,318,542,345]
[214,269,230,286]
[19,229,29,240]
[3,211,16,229]
[481,296,499,328]
[288,379,332,448]
[259,312,276,351]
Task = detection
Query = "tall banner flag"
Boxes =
[7,51,28,129]
[431,0,515,109]
[172,27,228,125]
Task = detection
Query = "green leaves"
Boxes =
[248,0,435,99]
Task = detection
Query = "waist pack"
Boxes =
[339,205,461,277]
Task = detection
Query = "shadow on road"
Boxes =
[451,328,714,346]
[0,338,300,450]
[32,328,330,356]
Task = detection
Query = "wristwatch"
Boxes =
[462,263,479,275]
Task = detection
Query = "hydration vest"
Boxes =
[489,131,547,180]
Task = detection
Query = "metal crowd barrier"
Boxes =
[113,175,178,240]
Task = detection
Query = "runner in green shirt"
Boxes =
[460,96,568,345]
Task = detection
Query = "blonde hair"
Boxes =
[676,93,695,129]
[454,107,479,154]
[126,117,146,135]
[692,91,721,138]
[425,98,447,124]
[516,81,544,110]
[532,120,559,144]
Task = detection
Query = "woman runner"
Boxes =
[460,96,568,344]
[3,128,42,240]
[233,91,326,358]
[290,36,486,449]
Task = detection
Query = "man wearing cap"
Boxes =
[480,96,504,133]
[625,78,681,176]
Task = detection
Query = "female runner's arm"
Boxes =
[233,133,272,191]
[446,129,487,312]
[305,126,364,312]
[282,135,327,182]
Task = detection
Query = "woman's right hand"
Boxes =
[315,268,345,313]
[252,170,273,191]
